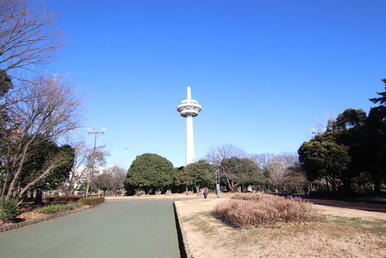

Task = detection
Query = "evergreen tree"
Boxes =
[181,160,215,192]
[125,153,174,194]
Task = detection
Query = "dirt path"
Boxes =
[307,198,386,212]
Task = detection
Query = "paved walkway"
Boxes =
[0,200,180,258]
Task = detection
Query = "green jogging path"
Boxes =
[0,200,181,258]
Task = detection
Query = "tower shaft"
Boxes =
[186,115,194,165]
[177,86,202,166]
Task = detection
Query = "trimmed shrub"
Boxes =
[35,203,80,214]
[47,195,82,204]
[78,197,105,206]
[0,199,18,222]
[35,197,104,214]
[36,205,61,214]
[215,193,316,227]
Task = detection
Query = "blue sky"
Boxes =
[44,0,386,168]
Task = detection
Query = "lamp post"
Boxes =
[215,165,221,198]
[85,128,106,197]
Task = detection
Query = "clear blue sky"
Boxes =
[45,0,386,169]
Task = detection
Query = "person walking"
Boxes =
[203,188,209,199]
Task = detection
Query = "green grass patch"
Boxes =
[35,197,104,215]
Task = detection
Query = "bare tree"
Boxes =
[204,144,246,166]
[264,153,307,191]
[266,156,288,186]
[250,153,274,169]
[63,141,88,194]
[205,145,265,191]
[64,142,108,195]
[94,166,125,195]
[0,0,61,144]
[279,153,299,168]
[0,74,80,202]
[0,0,60,75]
[282,166,308,188]
[109,166,125,192]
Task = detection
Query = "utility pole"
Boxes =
[85,129,105,197]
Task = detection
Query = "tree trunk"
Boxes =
[34,190,43,204]
[374,180,382,194]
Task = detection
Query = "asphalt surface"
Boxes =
[0,200,180,258]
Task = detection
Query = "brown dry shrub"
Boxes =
[231,193,264,201]
[215,193,316,227]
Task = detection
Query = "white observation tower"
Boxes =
[177,86,202,165]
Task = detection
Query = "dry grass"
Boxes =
[314,204,386,221]
[17,211,47,221]
[0,211,49,227]
[175,197,386,258]
[215,193,316,227]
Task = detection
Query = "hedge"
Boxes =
[46,195,82,204]
[78,197,105,206]
[0,199,18,222]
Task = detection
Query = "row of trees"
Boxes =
[124,153,219,195]
[124,148,306,195]
[298,80,386,194]
[206,145,306,192]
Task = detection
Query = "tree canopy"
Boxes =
[125,153,174,194]
[0,70,12,97]
[298,79,386,193]
[220,157,264,191]
[298,139,351,191]
[179,160,215,191]
[370,79,386,105]
[20,140,75,191]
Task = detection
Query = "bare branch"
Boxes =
[0,0,60,76]
[1,74,80,200]
[204,144,246,166]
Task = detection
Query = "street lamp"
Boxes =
[215,165,221,198]
[85,128,106,197]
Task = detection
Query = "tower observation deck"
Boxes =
[177,86,202,165]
